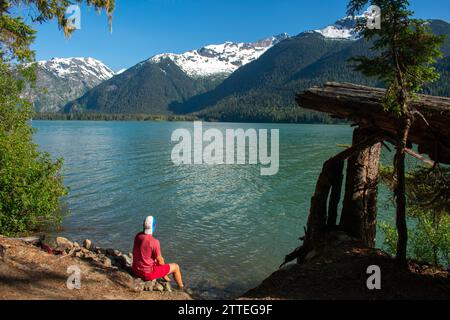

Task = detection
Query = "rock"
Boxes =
[82,250,97,260]
[93,247,105,254]
[56,237,73,251]
[161,281,172,292]
[154,281,164,292]
[133,278,144,292]
[113,255,132,269]
[0,244,5,259]
[279,263,296,271]
[143,280,156,291]
[82,239,92,250]
[106,248,122,257]
[305,249,318,262]
[100,256,112,268]
[121,254,132,266]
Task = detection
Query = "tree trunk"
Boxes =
[305,159,334,245]
[394,117,411,266]
[327,160,344,228]
[340,127,382,247]
[305,133,384,245]
[281,133,384,267]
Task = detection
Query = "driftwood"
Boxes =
[296,82,450,164]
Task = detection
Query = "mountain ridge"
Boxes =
[60,18,450,122]
[24,57,114,112]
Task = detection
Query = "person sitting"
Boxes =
[131,215,185,290]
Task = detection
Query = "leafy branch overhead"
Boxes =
[0,0,115,63]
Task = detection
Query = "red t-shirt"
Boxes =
[132,232,161,276]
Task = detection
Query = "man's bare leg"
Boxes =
[168,263,184,288]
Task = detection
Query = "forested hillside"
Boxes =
[63,19,450,123]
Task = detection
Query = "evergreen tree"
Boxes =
[347,0,446,264]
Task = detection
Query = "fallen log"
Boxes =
[296,82,450,164]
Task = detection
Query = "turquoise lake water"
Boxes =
[33,121,394,299]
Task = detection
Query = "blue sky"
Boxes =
[27,0,450,71]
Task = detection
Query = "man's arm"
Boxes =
[156,256,165,266]
[155,239,165,265]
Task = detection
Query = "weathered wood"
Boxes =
[303,133,384,249]
[296,82,450,164]
[340,127,382,247]
[327,160,344,228]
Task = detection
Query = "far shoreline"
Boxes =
[32,112,345,125]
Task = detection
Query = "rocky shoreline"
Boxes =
[3,232,448,300]
[0,235,191,299]
[38,235,175,293]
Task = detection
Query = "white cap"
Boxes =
[144,216,156,235]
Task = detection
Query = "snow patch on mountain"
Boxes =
[149,33,289,78]
[313,16,360,40]
[36,57,115,81]
[116,68,127,75]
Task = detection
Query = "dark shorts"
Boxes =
[134,264,171,281]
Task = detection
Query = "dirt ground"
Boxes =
[0,236,191,300]
[2,234,448,300]
[241,234,450,300]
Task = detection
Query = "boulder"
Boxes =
[55,237,73,252]
[161,281,172,292]
[122,254,132,266]
[143,280,156,291]
[154,281,165,292]
[82,239,92,250]
[99,256,112,268]
[133,278,145,292]
[106,248,122,257]
[113,254,132,269]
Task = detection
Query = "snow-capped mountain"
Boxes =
[36,57,115,81]
[25,57,114,112]
[149,33,289,78]
[313,16,360,40]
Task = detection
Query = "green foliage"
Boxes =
[34,112,199,122]
[64,57,224,115]
[1,1,114,64]
[61,18,450,122]
[0,1,115,235]
[164,21,449,123]
[379,165,450,267]
[348,0,446,115]
[0,61,68,236]
[380,214,450,268]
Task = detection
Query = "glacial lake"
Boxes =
[33,121,394,299]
